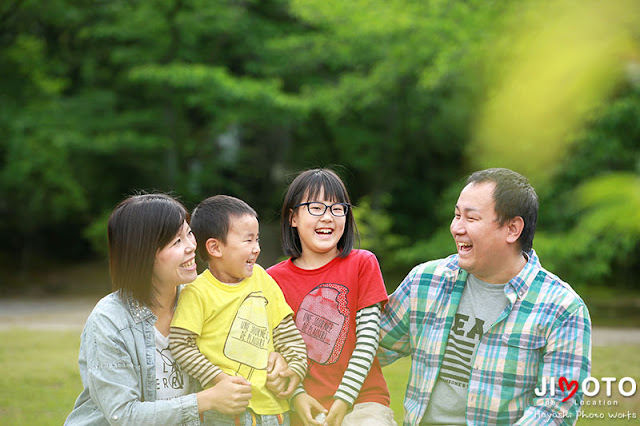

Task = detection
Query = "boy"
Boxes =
[170,195,307,424]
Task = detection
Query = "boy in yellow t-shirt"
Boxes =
[170,195,307,424]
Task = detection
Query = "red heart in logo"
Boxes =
[558,377,579,402]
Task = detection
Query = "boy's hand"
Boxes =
[274,368,301,399]
[292,393,327,426]
[325,399,349,426]
[266,352,288,394]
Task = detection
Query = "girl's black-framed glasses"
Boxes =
[294,202,351,217]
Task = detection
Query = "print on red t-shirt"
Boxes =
[267,250,391,410]
[296,283,349,365]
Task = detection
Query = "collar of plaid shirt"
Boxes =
[380,249,591,425]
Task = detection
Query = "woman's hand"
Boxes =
[325,399,349,425]
[205,371,231,387]
[197,375,252,415]
[292,392,328,426]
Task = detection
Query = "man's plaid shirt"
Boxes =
[379,250,591,425]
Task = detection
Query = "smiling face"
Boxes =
[212,213,261,284]
[450,182,516,283]
[290,190,346,268]
[152,221,198,289]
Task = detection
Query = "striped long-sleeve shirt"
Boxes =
[379,250,591,425]
[334,303,381,405]
[288,303,382,406]
[170,314,307,388]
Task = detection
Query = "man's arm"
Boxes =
[516,304,592,425]
[378,272,414,366]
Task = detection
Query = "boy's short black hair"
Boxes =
[191,195,258,261]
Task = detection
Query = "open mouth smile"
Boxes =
[181,258,196,269]
[458,242,472,253]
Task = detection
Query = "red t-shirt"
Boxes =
[267,249,391,411]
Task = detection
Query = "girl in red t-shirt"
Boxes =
[267,168,396,426]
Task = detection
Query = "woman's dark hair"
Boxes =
[280,168,358,259]
[466,168,538,253]
[108,193,189,307]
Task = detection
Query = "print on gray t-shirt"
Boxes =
[421,274,509,425]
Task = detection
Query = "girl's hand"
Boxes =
[265,352,288,394]
[325,399,349,426]
[292,392,327,426]
[197,375,252,415]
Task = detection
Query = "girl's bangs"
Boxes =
[302,174,349,203]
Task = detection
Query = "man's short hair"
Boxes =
[467,168,538,253]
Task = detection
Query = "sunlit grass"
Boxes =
[0,329,81,425]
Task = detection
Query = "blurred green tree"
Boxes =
[535,90,640,289]
[0,0,638,297]
[0,0,309,271]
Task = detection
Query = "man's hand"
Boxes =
[325,399,349,426]
[292,392,328,426]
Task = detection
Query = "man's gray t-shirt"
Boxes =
[420,274,509,425]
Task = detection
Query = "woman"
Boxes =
[65,193,253,425]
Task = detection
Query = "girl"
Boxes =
[268,169,396,426]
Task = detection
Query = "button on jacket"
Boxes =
[65,287,202,425]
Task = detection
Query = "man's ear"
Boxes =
[206,238,223,258]
[506,216,525,244]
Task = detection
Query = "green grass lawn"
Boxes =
[0,329,638,425]
[0,329,82,425]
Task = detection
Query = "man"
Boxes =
[379,168,591,425]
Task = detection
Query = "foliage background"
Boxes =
[1,0,640,317]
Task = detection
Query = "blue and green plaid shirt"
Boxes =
[379,250,591,425]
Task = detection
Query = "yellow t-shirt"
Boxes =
[171,264,293,415]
